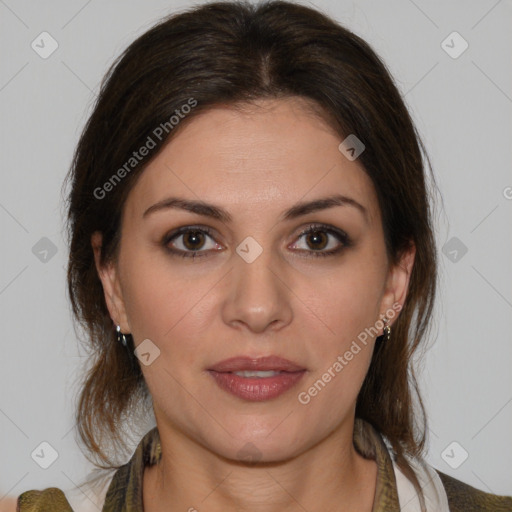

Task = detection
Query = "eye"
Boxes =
[162,223,351,260]
[290,224,351,257]
[163,226,222,259]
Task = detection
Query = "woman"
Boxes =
[11,1,511,511]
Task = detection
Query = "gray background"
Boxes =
[1,0,511,502]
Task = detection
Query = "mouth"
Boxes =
[207,356,307,402]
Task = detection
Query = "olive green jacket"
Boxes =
[17,420,512,511]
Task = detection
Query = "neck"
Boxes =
[143,419,377,512]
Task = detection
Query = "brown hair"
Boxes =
[65,0,439,500]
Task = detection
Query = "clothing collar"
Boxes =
[102,419,400,511]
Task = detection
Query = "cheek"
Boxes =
[295,256,385,401]
[307,259,384,345]
[121,265,178,341]
[119,245,220,363]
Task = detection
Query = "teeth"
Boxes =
[233,370,282,378]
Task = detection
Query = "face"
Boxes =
[93,97,414,462]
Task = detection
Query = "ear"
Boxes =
[378,242,416,329]
[91,231,131,333]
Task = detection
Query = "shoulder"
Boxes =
[16,487,73,511]
[14,471,113,512]
[437,470,512,512]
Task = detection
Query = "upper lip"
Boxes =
[208,356,306,372]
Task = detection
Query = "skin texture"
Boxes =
[0,497,17,512]
[92,97,415,512]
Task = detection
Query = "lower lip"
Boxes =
[208,370,306,401]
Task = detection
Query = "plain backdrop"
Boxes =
[1,0,511,502]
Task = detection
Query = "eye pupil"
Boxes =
[183,231,204,250]
[306,231,328,250]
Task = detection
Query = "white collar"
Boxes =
[393,455,451,511]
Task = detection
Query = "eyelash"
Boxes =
[162,224,352,259]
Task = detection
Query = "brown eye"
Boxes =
[290,224,351,258]
[163,226,222,259]
[182,231,206,250]
[305,230,328,251]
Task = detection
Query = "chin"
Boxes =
[204,417,314,464]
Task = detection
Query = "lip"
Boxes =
[207,356,307,401]
[208,355,306,372]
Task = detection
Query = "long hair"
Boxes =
[65,1,438,504]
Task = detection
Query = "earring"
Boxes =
[382,317,391,342]
[116,325,130,347]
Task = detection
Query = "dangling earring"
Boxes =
[116,325,130,347]
[382,317,391,342]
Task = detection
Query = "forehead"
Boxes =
[123,98,380,227]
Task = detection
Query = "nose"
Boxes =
[221,243,293,334]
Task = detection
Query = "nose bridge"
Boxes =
[222,236,292,332]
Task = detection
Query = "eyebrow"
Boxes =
[142,193,369,224]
